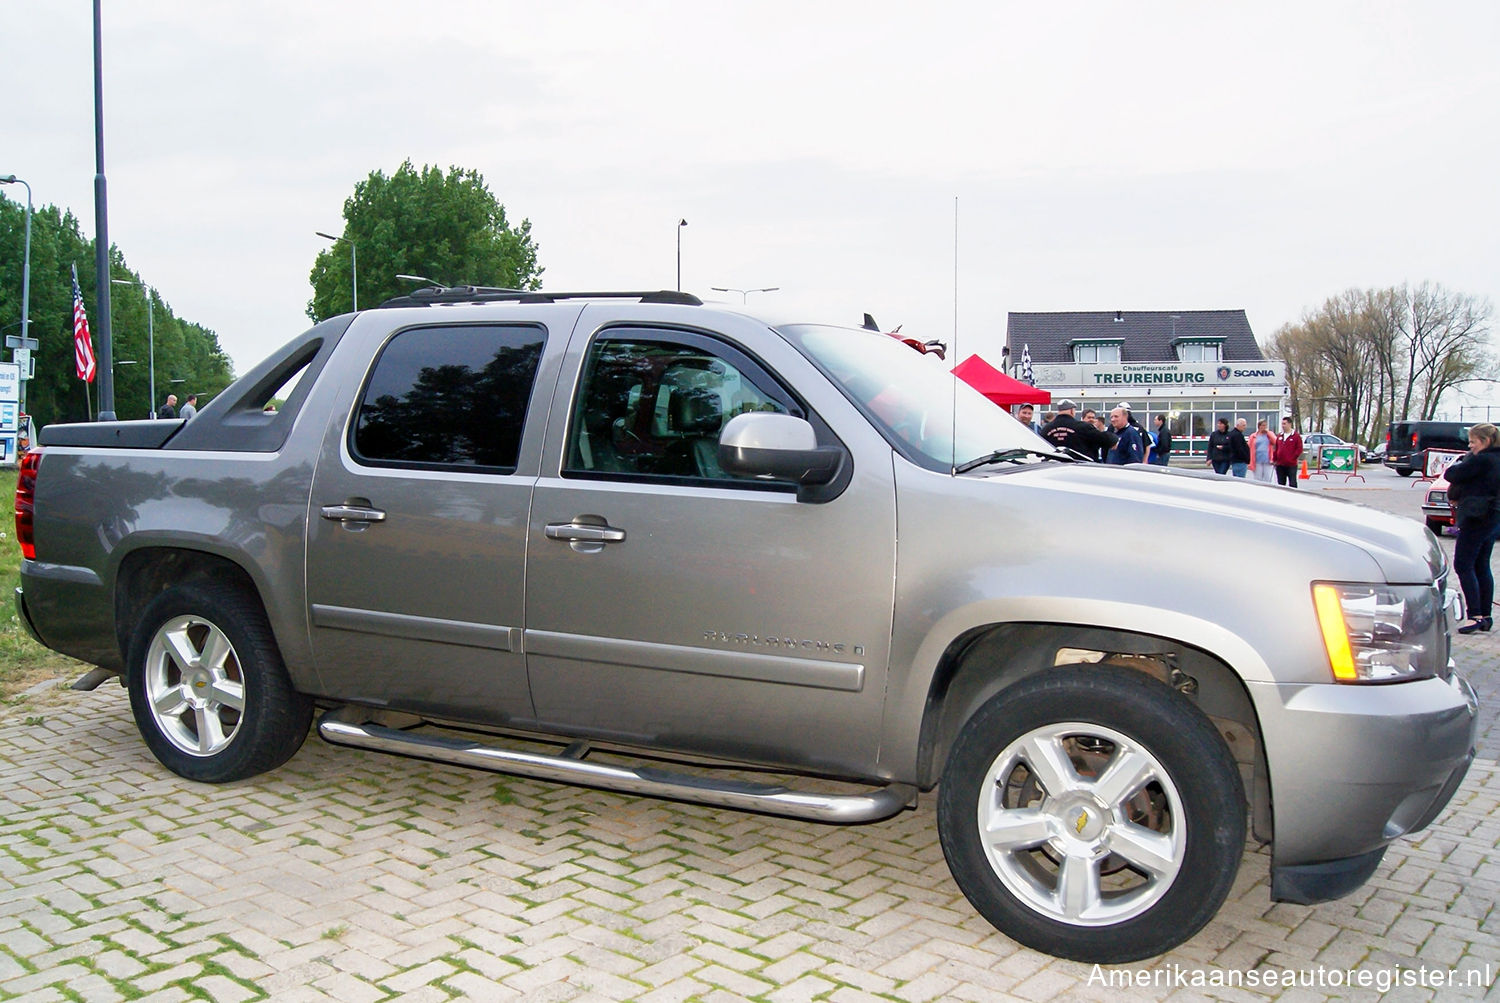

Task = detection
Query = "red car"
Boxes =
[1423,473,1454,535]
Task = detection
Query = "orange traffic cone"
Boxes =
[1299,458,1310,479]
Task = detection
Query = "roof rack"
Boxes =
[377,287,704,309]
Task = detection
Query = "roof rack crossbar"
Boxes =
[377,288,704,309]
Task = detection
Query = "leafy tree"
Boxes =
[307,161,542,321]
[0,191,233,426]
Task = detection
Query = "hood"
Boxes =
[986,462,1444,584]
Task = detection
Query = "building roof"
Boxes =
[1006,310,1265,365]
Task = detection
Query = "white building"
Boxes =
[1006,310,1288,456]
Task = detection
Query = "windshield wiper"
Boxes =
[955,447,1075,474]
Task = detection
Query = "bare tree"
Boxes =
[1268,283,1492,438]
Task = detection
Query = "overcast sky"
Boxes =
[6,2,1499,408]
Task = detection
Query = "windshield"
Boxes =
[779,323,1049,472]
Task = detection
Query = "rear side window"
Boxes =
[352,324,545,472]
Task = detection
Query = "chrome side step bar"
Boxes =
[317,710,916,824]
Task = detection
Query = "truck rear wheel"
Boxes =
[937,665,1245,963]
[127,582,312,783]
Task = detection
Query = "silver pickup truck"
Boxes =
[15,288,1478,963]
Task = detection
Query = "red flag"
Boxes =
[71,268,97,383]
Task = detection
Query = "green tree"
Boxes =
[0,191,234,427]
[307,161,542,321]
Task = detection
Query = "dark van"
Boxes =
[1384,420,1470,475]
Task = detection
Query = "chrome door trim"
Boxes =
[525,629,865,692]
[312,604,520,652]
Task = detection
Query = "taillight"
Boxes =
[15,447,41,560]
[1411,433,1419,448]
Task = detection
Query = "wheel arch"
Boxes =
[114,547,267,679]
[916,622,1272,843]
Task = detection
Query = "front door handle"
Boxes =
[545,521,626,544]
[321,504,387,524]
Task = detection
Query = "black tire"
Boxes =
[127,581,313,783]
[1398,468,1415,477]
[937,665,1245,963]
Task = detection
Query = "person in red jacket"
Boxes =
[1273,417,1303,488]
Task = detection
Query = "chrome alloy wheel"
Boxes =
[977,721,1186,927]
[142,614,246,757]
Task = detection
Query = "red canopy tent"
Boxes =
[952,354,1051,407]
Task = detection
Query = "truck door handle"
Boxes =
[321,504,387,524]
[545,522,625,544]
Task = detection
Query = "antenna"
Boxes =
[951,195,959,475]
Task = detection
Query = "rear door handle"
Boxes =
[321,504,387,524]
[545,522,625,543]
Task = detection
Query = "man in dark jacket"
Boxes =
[1228,418,1251,477]
[1105,406,1145,464]
[1151,415,1173,466]
[1041,399,1116,461]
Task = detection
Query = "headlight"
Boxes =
[1312,582,1444,683]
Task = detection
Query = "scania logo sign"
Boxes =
[1216,365,1231,381]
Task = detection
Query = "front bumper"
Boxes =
[1253,670,1478,901]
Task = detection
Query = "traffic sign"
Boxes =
[13,348,30,379]
[4,336,39,350]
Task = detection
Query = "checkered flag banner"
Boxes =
[1021,343,1034,385]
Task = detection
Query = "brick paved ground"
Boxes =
[2,473,1496,1001]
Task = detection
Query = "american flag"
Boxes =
[1021,343,1034,385]
[71,264,96,383]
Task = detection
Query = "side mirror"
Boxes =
[718,413,849,502]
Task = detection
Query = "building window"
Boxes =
[1175,341,1223,362]
[1072,341,1122,363]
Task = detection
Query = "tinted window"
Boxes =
[353,324,545,472]
[565,335,790,483]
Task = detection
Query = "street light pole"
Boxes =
[710,286,779,304]
[0,174,32,417]
[676,219,687,291]
[112,278,155,417]
[92,0,116,420]
[315,231,358,312]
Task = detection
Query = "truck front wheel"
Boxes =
[127,582,313,783]
[937,665,1245,963]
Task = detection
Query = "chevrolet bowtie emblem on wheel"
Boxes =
[1074,809,1089,835]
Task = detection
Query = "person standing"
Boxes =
[1273,417,1303,487]
[159,394,178,419]
[1151,415,1173,467]
[1041,399,1116,460]
[1248,419,1277,483]
[180,394,199,420]
[1105,407,1144,464]
[1115,402,1151,463]
[1080,409,1112,462]
[1207,419,1233,474]
[1445,422,1500,634]
[1229,418,1251,478]
[1016,403,1043,434]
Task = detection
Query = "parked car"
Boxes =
[1302,431,1372,467]
[1385,420,1470,476]
[15,288,1479,964]
[1423,473,1455,535]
